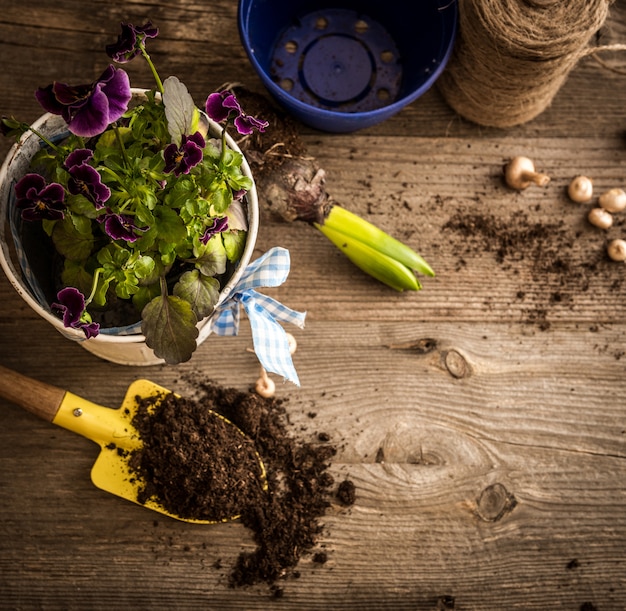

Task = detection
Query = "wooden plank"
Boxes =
[0,321,625,608]
[0,0,625,150]
[248,132,626,325]
[0,0,625,608]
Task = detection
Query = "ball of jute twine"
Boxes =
[437,0,624,127]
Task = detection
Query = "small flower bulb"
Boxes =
[599,188,626,213]
[504,156,550,190]
[607,239,626,262]
[285,332,297,355]
[255,366,276,398]
[568,176,593,203]
[587,208,613,230]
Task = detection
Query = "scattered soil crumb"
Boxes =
[437,594,456,610]
[129,379,355,589]
[337,479,357,506]
[312,551,328,564]
[443,210,576,277]
[442,209,624,328]
[567,558,580,570]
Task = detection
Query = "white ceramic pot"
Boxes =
[0,106,259,366]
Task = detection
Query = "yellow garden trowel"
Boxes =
[0,364,266,523]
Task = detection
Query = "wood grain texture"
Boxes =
[1,1,626,609]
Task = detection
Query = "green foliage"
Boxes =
[141,293,199,365]
[174,269,220,320]
[222,230,247,263]
[23,78,252,363]
[2,23,269,364]
[52,217,94,261]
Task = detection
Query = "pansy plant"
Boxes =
[1,21,267,364]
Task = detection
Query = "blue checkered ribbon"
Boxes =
[211,247,306,385]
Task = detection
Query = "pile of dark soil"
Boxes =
[128,391,265,522]
[128,381,353,590]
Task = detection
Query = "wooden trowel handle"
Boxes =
[0,364,66,422]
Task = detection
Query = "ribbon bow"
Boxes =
[210,247,306,385]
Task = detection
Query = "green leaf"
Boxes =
[97,243,130,268]
[316,223,421,291]
[61,259,94,297]
[65,194,100,220]
[142,294,199,364]
[96,126,131,151]
[113,271,140,299]
[173,269,220,320]
[41,219,56,237]
[133,255,156,280]
[154,206,187,244]
[208,181,232,214]
[70,211,94,236]
[93,274,114,307]
[165,177,198,210]
[227,173,252,193]
[133,226,158,252]
[222,230,247,262]
[193,235,227,276]
[52,217,94,261]
[181,196,211,224]
[132,283,161,313]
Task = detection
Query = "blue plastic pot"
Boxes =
[238,0,457,132]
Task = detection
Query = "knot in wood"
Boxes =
[476,483,517,522]
[436,595,456,610]
[444,349,470,379]
[387,337,438,354]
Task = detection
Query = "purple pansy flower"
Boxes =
[200,216,229,245]
[14,173,66,221]
[205,91,237,124]
[232,188,247,202]
[205,91,268,135]
[63,148,111,208]
[35,64,132,137]
[64,148,94,169]
[105,22,159,63]
[51,287,100,339]
[163,131,205,176]
[102,212,147,242]
[67,163,111,209]
[233,112,269,136]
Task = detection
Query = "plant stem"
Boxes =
[113,125,131,168]
[220,127,227,165]
[140,44,164,94]
[28,126,62,152]
[85,268,103,307]
[159,274,168,297]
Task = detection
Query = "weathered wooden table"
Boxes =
[1,2,625,609]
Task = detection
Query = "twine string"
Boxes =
[438,0,617,127]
